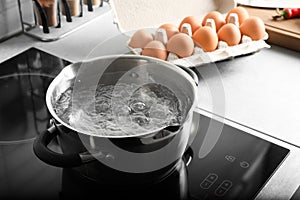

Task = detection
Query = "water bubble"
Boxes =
[130,101,147,112]
[131,112,150,126]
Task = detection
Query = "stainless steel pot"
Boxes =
[33,55,198,186]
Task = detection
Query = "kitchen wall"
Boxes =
[111,0,236,32]
[0,0,34,42]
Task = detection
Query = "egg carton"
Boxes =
[110,0,270,67]
[128,34,270,68]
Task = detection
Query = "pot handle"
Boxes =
[139,125,181,145]
[175,64,199,86]
[33,124,83,168]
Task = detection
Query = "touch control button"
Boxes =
[200,180,212,189]
[200,173,218,189]
[220,180,232,189]
[207,173,218,182]
[215,187,227,197]
[225,155,236,162]
[240,161,250,168]
[215,180,233,197]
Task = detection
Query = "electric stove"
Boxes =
[0,48,290,200]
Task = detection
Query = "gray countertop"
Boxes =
[0,9,300,149]
[197,45,300,147]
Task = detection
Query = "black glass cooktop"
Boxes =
[0,48,71,143]
[0,48,289,200]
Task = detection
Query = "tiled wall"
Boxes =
[0,0,34,41]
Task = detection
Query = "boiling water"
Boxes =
[53,83,183,136]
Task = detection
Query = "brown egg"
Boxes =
[167,33,194,58]
[159,23,179,40]
[226,7,249,25]
[142,40,168,60]
[129,29,153,48]
[179,16,202,34]
[192,26,218,52]
[240,16,266,41]
[202,11,226,31]
[218,23,241,46]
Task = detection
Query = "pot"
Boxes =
[33,55,198,186]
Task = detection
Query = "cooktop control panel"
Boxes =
[187,114,289,200]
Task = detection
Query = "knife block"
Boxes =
[18,0,110,42]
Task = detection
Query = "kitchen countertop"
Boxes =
[0,8,300,148]
[197,45,300,148]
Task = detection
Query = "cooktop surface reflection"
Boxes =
[0,48,289,200]
[0,48,71,143]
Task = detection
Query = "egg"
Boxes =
[179,16,202,34]
[218,23,241,46]
[142,40,168,60]
[129,29,154,48]
[202,11,226,31]
[167,33,194,58]
[226,7,249,25]
[192,26,218,52]
[240,16,266,41]
[159,23,179,40]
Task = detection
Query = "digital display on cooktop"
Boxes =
[0,48,290,200]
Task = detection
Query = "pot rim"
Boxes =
[46,54,198,138]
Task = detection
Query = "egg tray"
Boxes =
[128,35,270,68]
